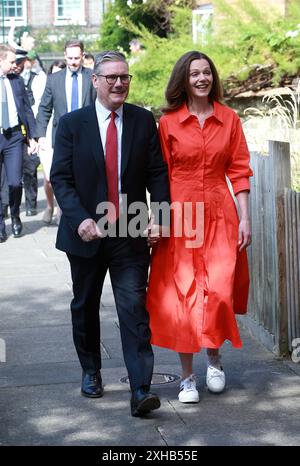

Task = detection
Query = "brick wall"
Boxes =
[87,0,102,27]
[27,0,109,29]
[28,0,54,28]
[20,0,290,35]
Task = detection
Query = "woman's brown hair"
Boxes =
[163,51,223,112]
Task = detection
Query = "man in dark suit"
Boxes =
[50,51,170,417]
[14,51,42,217]
[36,39,95,224]
[36,39,95,149]
[0,44,37,242]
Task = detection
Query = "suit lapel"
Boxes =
[83,104,106,174]
[81,68,90,105]
[121,103,135,177]
[7,76,20,112]
[57,70,67,113]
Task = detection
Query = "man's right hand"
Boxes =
[77,219,103,242]
[38,137,47,151]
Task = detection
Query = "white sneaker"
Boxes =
[178,374,199,403]
[42,207,54,224]
[206,365,226,393]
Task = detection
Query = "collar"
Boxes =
[66,66,82,77]
[95,99,123,123]
[178,101,224,124]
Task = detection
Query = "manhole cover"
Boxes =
[120,373,180,385]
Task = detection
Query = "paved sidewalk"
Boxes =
[0,175,300,446]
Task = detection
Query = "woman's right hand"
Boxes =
[238,217,251,252]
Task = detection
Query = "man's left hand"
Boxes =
[143,222,170,247]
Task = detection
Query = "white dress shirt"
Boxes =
[0,74,19,129]
[31,71,47,117]
[65,67,83,112]
[95,99,123,201]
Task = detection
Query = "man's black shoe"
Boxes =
[131,387,161,417]
[0,230,7,243]
[11,217,22,237]
[26,208,37,216]
[81,370,104,398]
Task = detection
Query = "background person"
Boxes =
[128,39,145,66]
[83,53,95,69]
[0,45,37,242]
[36,39,96,224]
[14,50,46,216]
[38,60,66,225]
[0,168,9,219]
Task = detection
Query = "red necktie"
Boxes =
[105,112,119,223]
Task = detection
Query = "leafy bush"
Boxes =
[124,12,194,115]
[99,0,196,52]
[111,0,300,112]
[210,0,300,82]
[34,26,100,54]
[243,82,300,191]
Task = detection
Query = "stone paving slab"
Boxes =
[0,175,300,447]
[1,359,299,446]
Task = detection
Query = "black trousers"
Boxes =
[0,130,24,229]
[0,167,9,208]
[23,146,40,210]
[67,237,153,391]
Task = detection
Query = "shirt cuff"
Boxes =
[232,178,251,195]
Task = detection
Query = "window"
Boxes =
[4,0,23,18]
[55,0,86,25]
[0,0,26,22]
[192,3,213,45]
[0,0,27,27]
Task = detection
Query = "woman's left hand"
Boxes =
[238,218,251,252]
[145,224,162,247]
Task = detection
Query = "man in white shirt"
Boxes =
[14,52,46,216]
[0,45,37,242]
[35,39,95,151]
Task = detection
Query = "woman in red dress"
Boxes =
[146,51,253,403]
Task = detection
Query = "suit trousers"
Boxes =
[67,236,153,391]
[0,131,24,228]
[0,167,9,208]
[23,146,40,209]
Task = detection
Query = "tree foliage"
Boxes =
[117,0,300,112]
[210,0,300,82]
[99,0,195,51]
[34,26,99,54]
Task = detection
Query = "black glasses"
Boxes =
[97,74,132,85]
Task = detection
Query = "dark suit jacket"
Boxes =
[24,70,37,107]
[7,74,36,139]
[50,102,170,258]
[35,67,96,146]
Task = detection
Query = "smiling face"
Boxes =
[92,60,130,111]
[187,58,213,103]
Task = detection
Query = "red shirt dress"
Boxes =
[146,102,253,353]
